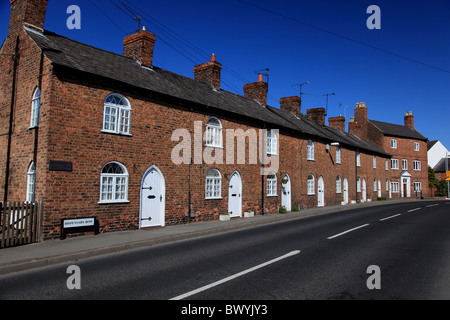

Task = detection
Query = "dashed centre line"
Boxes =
[426,204,439,208]
[327,224,370,240]
[380,213,402,221]
[407,207,422,212]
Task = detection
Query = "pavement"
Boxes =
[0,199,433,276]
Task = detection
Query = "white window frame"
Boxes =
[102,93,132,135]
[336,147,341,164]
[402,159,408,171]
[373,178,377,192]
[391,139,397,149]
[414,182,422,192]
[357,177,361,193]
[267,130,278,155]
[336,176,342,194]
[391,159,399,170]
[267,172,277,196]
[373,156,377,169]
[413,160,421,171]
[356,151,361,167]
[414,142,420,151]
[205,168,222,199]
[385,159,389,171]
[99,162,129,203]
[30,87,41,128]
[386,179,389,191]
[307,174,315,195]
[307,140,315,161]
[391,181,400,193]
[206,117,223,148]
[26,162,36,202]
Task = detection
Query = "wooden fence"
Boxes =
[0,200,43,249]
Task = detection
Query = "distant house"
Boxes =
[348,104,429,198]
[427,140,449,170]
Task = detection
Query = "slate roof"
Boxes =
[25,26,390,157]
[433,157,449,172]
[369,119,427,141]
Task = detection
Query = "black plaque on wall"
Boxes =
[49,161,73,172]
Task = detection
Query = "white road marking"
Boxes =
[380,213,402,221]
[327,224,370,240]
[407,208,422,212]
[169,250,301,300]
[426,204,439,208]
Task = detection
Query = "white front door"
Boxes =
[228,171,242,218]
[362,178,367,202]
[377,180,382,198]
[140,166,165,228]
[281,173,291,211]
[402,177,411,198]
[343,177,349,204]
[318,176,324,207]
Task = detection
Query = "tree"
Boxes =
[428,166,439,188]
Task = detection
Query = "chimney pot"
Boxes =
[193,54,222,89]
[328,116,346,132]
[404,110,414,129]
[123,29,156,67]
[244,75,268,106]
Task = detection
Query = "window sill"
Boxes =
[101,130,132,137]
[98,200,130,205]
[205,145,224,149]
[205,197,222,200]
[28,126,39,130]
[267,194,278,197]
[307,193,315,196]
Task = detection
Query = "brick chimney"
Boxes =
[328,116,346,132]
[404,111,414,129]
[123,27,156,68]
[280,96,302,118]
[348,102,369,138]
[193,54,222,89]
[6,0,48,44]
[244,74,268,106]
[306,108,326,126]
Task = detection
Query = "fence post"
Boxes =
[37,199,44,243]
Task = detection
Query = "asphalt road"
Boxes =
[1,200,449,302]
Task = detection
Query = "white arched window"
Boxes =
[336,176,342,194]
[267,130,278,155]
[100,162,129,203]
[205,168,221,199]
[103,94,131,134]
[206,117,223,147]
[30,87,41,128]
[307,174,315,195]
[307,140,315,160]
[26,162,36,202]
[267,172,277,196]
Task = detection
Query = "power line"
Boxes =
[237,0,450,75]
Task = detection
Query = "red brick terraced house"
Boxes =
[349,103,429,199]
[0,0,428,239]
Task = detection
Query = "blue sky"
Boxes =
[1,0,450,149]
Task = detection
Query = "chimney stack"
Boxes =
[280,96,302,118]
[243,74,268,106]
[123,27,156,68]
[328,116,346,132]
[306,108,326,126]
[404,111,414,129]
[193,54,222,89]
[6,0,48,49]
